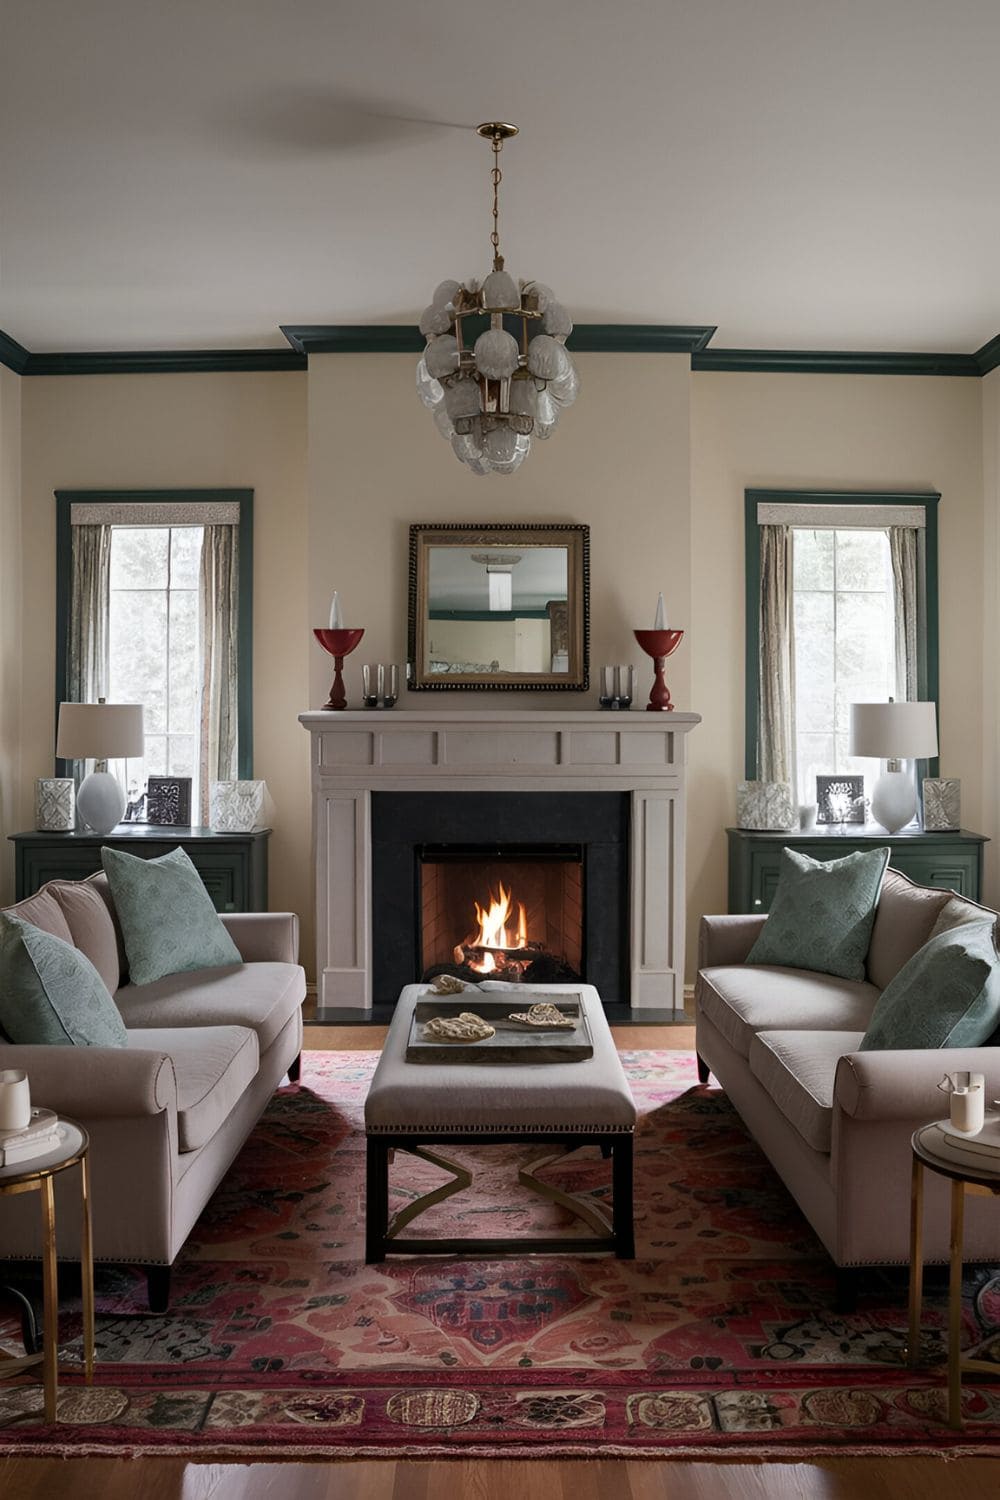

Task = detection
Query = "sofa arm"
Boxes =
[220,911,299,964]
[0,1044,176,1120]
[698,913,767,969]
[835,1048,1000,1123]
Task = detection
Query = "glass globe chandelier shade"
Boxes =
[416,122,579,476]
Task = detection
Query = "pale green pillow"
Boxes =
[860,922,1000,1050]
[101,845,242,986]
[0,912,128,1046]
[746,845,890,982]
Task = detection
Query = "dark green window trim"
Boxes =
[744,489,940,782]
[54,489,254,780]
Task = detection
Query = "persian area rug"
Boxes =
[2,1049,1000,1459]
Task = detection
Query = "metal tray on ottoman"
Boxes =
[406,994,593,1064]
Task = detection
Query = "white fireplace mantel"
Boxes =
[300,709,700,1012]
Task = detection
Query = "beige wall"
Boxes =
[690,371,987,962]
[7,353,996,986]
[306,353,692,713]
[0,366,23,904]
[16,372,312,962]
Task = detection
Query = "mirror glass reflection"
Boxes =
[425,546,570,677]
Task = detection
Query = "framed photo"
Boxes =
[145,776,192,827]
[816,775,865,825]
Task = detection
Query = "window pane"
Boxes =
[167,735,196,778]
[835,530,891,592]
[168,589,199,734]
[110,528,169,589]
[170,527,203,589]
[834,591,895,733]
[793,591,835,733]
[793,529,834,590]
[109,590,168,733]
[140,736,167,776]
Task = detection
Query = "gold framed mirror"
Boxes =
[408,523,590,691]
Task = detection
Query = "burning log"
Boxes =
[454,942,544,965]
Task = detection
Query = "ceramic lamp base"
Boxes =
[870,768,916,834]
[76,769,126,835]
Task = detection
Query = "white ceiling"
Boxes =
[3,0,1000,354]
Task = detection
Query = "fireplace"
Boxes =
[420,845,584,983]
[300,709,700,1013]
[371,792,629,1005]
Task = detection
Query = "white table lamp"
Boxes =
[849,701,939,833]
[56,700,145,835]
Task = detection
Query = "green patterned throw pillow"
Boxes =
[101,845,242,986]
[0,912,128,1046]
[860,921,1000,1050]
[746,845,890,981]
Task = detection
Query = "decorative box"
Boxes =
[210,780,268,833]
[145,776,192,827]
[736,781,797,831]
[923,778,960,832]
[35,778,75,831]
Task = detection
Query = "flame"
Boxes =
[454,881,529,974]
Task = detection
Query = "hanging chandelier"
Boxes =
[416,122,579,476]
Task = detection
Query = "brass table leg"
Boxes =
[39,1176,58,1425]
[907,1154,924,1366]
[80,1154,94,1383]
[948,1177,965,1430]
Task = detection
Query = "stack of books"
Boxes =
[0,1107,62,1168]
[923,1114,1000,1173]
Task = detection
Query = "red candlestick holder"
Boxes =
[313,627,365,710]
[633,628,684,711]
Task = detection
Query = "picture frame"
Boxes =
[145,775,192,827]
[816,775,865,825]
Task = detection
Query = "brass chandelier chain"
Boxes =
[490,130,503,271]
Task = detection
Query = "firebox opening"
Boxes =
[419,844,584,986]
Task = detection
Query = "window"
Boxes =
[55,490,253,823]
[745,491,939,802]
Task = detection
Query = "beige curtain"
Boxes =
[198,525,240,823]
[757,523,794,784]
[66,522,112,759]
[889,526,919,701]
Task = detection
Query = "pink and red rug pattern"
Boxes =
[1,1049,999,1457]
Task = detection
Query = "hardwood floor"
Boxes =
[0,1024,987,1497]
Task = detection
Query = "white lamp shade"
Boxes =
[56,701,145,760]
[849,701,938,760]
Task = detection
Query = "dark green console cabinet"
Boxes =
[727,826,987,914]
[10,827,270,912]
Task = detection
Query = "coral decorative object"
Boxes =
[313,628,365,711]
[633,628,684,711]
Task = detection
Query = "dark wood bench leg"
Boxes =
[146,1265,171,1313]
[612,1135,635,1258]
[286,1053,302,1084]
[366,1138,389,1264]
[696,1053,710,1083]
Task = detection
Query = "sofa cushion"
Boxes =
[866,868,952,991]
[698,964,879,1059]
[48,878,121,995]
[127,1025,259,1151]
[0,913,128,1048]
[929,890,999,940]
[101,845,242,986]
[860,923,1000,1051]
[115,961,305,1052]
[82,872,130,981]
[746,846,890,982]
[2,887,74,944]
[749,1029,865,1153]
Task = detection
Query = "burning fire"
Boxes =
[453,881,529,975]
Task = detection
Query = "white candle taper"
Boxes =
[328,592,344,629]
[654,593,667,630]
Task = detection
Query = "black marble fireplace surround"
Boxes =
[370,791,630,1007]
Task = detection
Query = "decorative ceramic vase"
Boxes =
[0,1069,31,1132]
[210,780,268,833]
[35,777,76,831]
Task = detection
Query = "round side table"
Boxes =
[907,1123,1000,1430]
[0,1118,95,1423]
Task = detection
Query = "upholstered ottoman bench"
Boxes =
[364,983,636,1261]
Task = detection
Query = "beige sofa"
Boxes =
[695,867,1000,1303]
[0,872,305,1309]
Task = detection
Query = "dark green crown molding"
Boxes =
[692,348,981,376]
[2,321,999,377]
